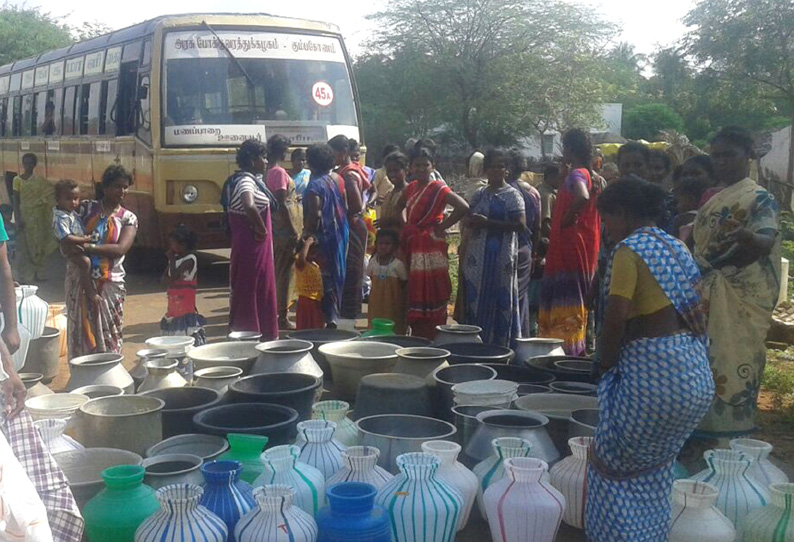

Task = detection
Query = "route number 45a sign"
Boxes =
[312,81,334,107]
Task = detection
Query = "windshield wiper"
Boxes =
[200,21,257,89]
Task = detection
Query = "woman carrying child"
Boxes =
[160,225,206,345]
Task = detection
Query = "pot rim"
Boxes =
[70,385,125,398]
[318,341,401,361]
[355,414,457,441]
[193,366,244,379]
[395,347,451,360]
[142,453,203,476]
[432,364,498,386]
[136,348,169,360]
[436,324,482,334]
[186,341,259,362]
[139,387,222,412]
[193,402,299,432]
[145,434,229,459]
[52,447,143,486]
[78,395,165,417]
[286,329,360,343]
[255,339,314,355]
[32,326,60,339]
[69,352,124,367]
[475,409,550,428]
[514,337,565,345]
[230,373,321,398]
[20,372,44,384]
[228,331,263,340]
[145,336,196,349]
[553,360,593,373]
[25,392,89,411]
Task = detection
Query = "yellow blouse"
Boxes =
[609,245,671,318]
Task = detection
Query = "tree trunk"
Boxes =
[788,111,794,190]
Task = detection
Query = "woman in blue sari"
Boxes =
[586,178,714,541]
[462,149,526,347]
[302,144,349,328]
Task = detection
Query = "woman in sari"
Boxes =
[328,135,369,322]
[692,126,780,448]
[506,149,541,337]
[302,143,349,328]
[398,145,469,340]
[462,149,526,347]
[539,129,601,355]
[223,139,278,340]
[266,134,302,329]
[67,165,138,358]
[586,179,713,541]
[12,153,56,282]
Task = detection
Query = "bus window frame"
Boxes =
[0,98,6,137]
[62,86,76,136]
[21,94,33,137]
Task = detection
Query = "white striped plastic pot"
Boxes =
[375,452,464,542]
[740,483,794,542]
[294,420,346,482]
[235,485,317,542]
[483,457,565,542]
[254,445,326,517]
[549,436,591,529]
[135,484,227,542]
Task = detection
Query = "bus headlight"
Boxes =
[182,184,199,203]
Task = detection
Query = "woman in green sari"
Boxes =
[12,153,56,282]
[692,126,781,449]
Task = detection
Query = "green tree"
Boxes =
[72,20,113,41]
[685,0,794,185]
[363,0,612,148]
[0,4,72,66]
[623,103,684,141]
[598,43,649,107]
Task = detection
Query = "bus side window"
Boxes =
[79,83,91,135]
[136,73,151,145]
[43,89,58,136]
[62,86,76,136]
[22,94,33,137]
[116,63,138,136]
[35,91,48,136]
[0,98,7,137]
[12,96,21,136]
[100,79,118,136]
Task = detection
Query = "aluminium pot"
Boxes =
[434,324,483,345]
[192,366,243,396]
[139,387,222,438]
[355,335,432,348]
[53,447,142,509]
[512,337,565,363]
[356,414,457,474]
[70,385,125,399]
[20,372,53,400]
[187,341,259,374]
[285,328,360,378]
[318,341,400,401]
[513,392,598,453]
[22,326,61,383]
[524,355,598,384]
[252,339,324,387]
[432,364,498,422]
[568,408,599,440]
[66,352,135,394]
[145,433,230,461]
[72,395,164,456]
[393,347,450,382]
[465,409,560,465]
[141,453,204,489]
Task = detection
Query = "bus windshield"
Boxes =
[163,30,358,146]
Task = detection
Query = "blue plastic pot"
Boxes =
[316,482,391,542]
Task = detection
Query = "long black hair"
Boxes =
[597,176,667,223]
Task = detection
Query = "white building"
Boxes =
[520,103,623,160]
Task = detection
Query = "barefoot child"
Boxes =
[52,180,99,304]
[160,224,206,346]
[294,235,325,329]
[367,229,407,334]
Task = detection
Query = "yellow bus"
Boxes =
[0,13,362,251]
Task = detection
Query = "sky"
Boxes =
[23,0,697,58]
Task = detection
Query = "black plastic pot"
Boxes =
[139,387,222,438]
[439,342,514,365]
[228,373,321,421]
[523,355,598,384]
[192,402,299,445]
[476,363,555,385]
[517,384,552,396]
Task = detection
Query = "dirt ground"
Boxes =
[26,250,794,542]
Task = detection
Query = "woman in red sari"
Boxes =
[398,145,469,339]
[539,129,601,355]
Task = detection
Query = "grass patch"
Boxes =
[762,348,794,421]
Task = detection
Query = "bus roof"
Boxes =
[0,13,343,73]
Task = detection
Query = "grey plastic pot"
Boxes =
[192,402,299,445]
